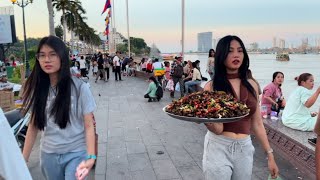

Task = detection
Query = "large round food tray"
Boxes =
[163,106,249,123]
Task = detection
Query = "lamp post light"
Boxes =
[10,0,33,77]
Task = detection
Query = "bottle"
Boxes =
[270,111,278,121]
[261,105,268,119]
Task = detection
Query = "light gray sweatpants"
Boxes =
[202,131,255,180]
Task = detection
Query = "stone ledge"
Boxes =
[135,71,151,79]
[263,119,316,179]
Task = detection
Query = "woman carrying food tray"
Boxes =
[202,35,279,180]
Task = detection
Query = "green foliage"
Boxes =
[9,54,15,61]
[28,48,37,70]
[8,76,21,84]
[130,37,147,49]
[8,65,21,84]
[117,44,128,53]
[119,37,152,55]
[55,25,64,39]
[5,38,41,60]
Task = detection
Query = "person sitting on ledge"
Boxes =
[261,71,286,115]
[282,73,320,131]
[184,62,202,94]
[144,76,159,102]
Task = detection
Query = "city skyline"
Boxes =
[1,0,320,53]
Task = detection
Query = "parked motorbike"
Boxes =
[4,108,30,149]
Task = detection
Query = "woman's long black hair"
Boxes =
[149,76,159,87]
[22,36,72,130]
[208,49,215,58]
[213,35,256,98]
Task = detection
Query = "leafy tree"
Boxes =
[117,44,127,53]
[5,38,41,60]
[119,37,151,55]
[55,25,64,39]
[53,0,82,41]
[130,37,147,49]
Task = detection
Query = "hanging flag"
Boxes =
[104,25,110,36]
[105,29,109,36]
[107,8,112,17]
[105,16,109,26]
[101,0,111,15]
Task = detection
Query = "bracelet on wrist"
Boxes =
[86,154,97,160]
[266,148,273,155]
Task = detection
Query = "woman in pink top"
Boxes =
[141,58,147,71]
[261,71,286,114]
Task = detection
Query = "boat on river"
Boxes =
[161,54,176,61]
[276,53,290,61]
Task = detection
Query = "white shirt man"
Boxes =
[113,55,120,67]
[79,57,86,69]
[113,52,122,81]
[153,61,163,69]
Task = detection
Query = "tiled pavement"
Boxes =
[28,73,312,180]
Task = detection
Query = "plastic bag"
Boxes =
[166,79,174,91]
[175,83,180,91]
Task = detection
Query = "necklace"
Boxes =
[50,85,57,96]
[226,73,240,79]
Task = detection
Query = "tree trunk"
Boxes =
[71,31,74,52]
[46,0,55,36]
[62,9,67,42]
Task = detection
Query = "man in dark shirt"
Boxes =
[170,56,184,98]
[95,54,106,83]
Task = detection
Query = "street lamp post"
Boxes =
[10,0,33,77]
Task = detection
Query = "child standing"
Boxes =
[92,59,98,76]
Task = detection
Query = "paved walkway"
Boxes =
[28,73,312,180]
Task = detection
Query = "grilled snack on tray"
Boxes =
[165,91,250,118]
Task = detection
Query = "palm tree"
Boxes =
[46,0,55,35]
[52,0,101,53]
[62,1,86,51]
[52,0,80,42]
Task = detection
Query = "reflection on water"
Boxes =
[184,53,320,111]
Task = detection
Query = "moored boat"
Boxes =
[161,54,176,61]
[276,53,290,61]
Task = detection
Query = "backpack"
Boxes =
[156,85,163,99]
[173,64,183,78]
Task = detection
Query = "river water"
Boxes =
[184,53,320,112]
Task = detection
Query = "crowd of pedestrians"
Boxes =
[3,34,320,180]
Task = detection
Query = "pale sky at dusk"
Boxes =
[1,0,320,52]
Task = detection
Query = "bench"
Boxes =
[263,118,316,179]
[135,70,151,79]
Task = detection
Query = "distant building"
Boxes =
[114,32,127,44]
[197,32,212,52]
[301,38,308,50]
[213,39,217,49]
[272,37,277,48]
[279,39,285,49]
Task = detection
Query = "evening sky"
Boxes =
[1,0,320,52]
